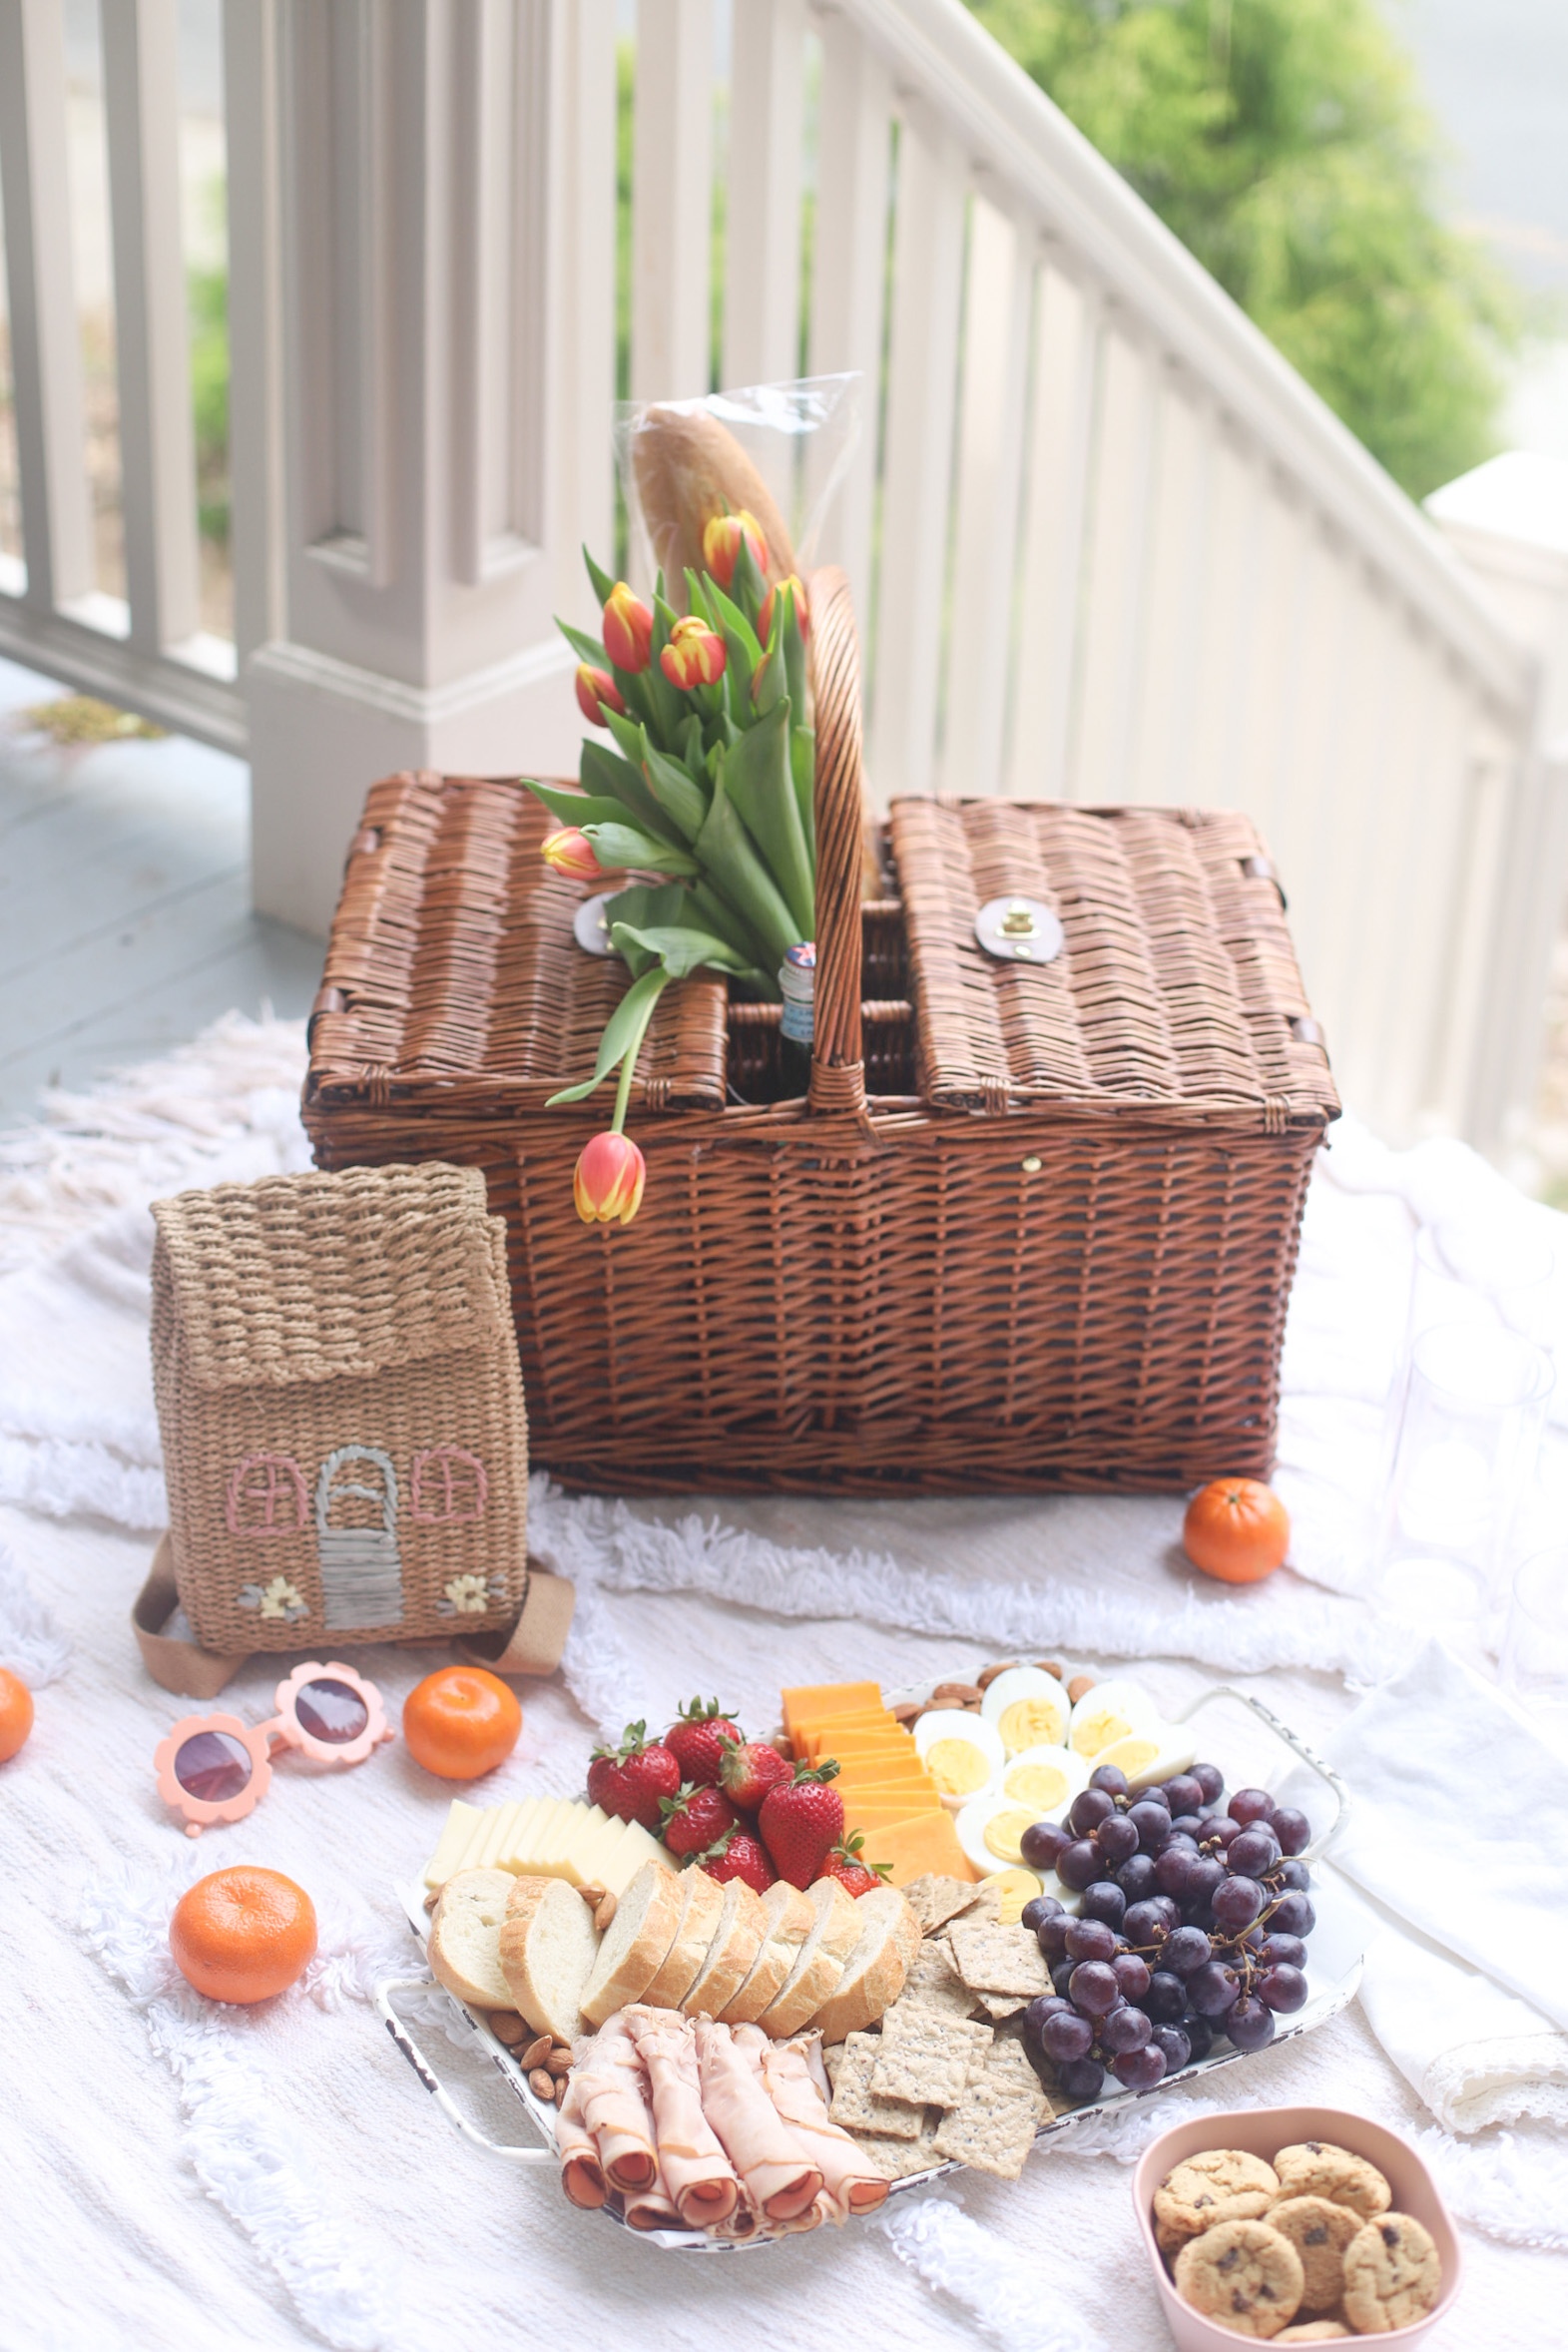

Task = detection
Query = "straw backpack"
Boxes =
[135,1162,572,1697]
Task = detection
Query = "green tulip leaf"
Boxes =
[545,963,670,1105]
[556,617,610,670]
[526,779,660,835]
[580,740,666,836]
[582,545,617,608]
[720,699,814,941]
[610,921,762,982]
[583,822,700,877]
[641,734,709,844]
[695,767,800,968]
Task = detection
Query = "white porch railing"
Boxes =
[1,0,1564,1163]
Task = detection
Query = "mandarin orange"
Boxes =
[169,1866,317,2005]
[0,1666,33,1761]
[402,1665,521,1779]
[1183,1477,1291,1583]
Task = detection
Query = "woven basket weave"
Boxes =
[304,569,1337,1495]
[151,1163,530,1651]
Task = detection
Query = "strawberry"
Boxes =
[659,1782,739,1861]
[698,1826,776,1897]
[665,1696,744,1788]
[587,1720,681,1829]
[717,1734,790,1815]
[816,1832,892,1900]
[758,1760,844,1890]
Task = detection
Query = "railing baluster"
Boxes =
[868,101,966,800]
[224,0,282,663]
[1126,363,1209,804]
[0,0,94,612]
[805,7,889,616]
[725,0,804,391]
[100,0,203,651]
[544,0,617,627]
[632,0,713,403]
[1069,318,1158,803]
[939,190,1031,798]
[1005,265,1100,802]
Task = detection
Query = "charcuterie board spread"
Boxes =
[394,1660,1357,2248]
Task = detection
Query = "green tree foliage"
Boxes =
[969,0,1520,499]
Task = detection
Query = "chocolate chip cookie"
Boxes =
[1175,2219,1305,2338]
[1268,2196,1361,2314]
[1273,2140,1392,2221]
[1342,2212,1441,2333]
[1155,2147,1282,2250]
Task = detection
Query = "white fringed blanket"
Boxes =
[2,1016,1565,2351]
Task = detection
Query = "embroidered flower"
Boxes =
[238,1575,308,1623]
[438,1572,489,1617]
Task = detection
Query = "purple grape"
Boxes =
[1229,1826,1282,1879]
[1151,1895,1180,1931]
[1277,1859,1311,1894]
[1259,1933,1307,1970]
[1127,1802,1172,1855]
[1117,1853,1159,1902]
[1141,1970,1188,2022]
[1259,1963,1308,2014]
[1134,1783,1172,1811]
[1151,2024,1192,2071]
[1189,1961,1242,2016]
[1037,1914,1071,1963]
[1095,1813,1140,1867]
[1056,2057,1106,2101]
[1080,1880,1128,1931]
[1190,1762,1224,1804]
[1182,2013,1216,2061]
[1112,2046,1168,2090]
[1169,1813,1207,1840]
[1051,1960,1077,1996]
[1068,1960,1121,2015]
[1112,1952,1152,2001]
[1056,1837,1102,1891]
[1186,1855,1226,1908]
[1042,2008,1094,2062]
[1271,1806,1311,1857]
[1202,1815,1242,1850]
[1021,1895,1063,1933]
[1270,1891,1316,1938]
[1224,1994,1278,2052]
[1162,1774,1205,1816]
[1230,1786,1275,1827]
[1089,1762,1130,1797]
[1020,1820,1070,1871]
[1069,1787,1118,1837]
[1122,1899,1172,1950]
[1154,1846,1200,1901]
[1064,1916,1117,1964]
[1024,1994,1071,2036]
[1212,1876,1266,1932]
[1163,1926,1213,1979]
[1101,2004,1152,2055]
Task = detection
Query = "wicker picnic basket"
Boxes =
[303,569,1337,1496]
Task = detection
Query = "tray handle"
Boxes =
[806,566,867,1119]
[1174,1684,1350,1866]
[375,1976,556,2165]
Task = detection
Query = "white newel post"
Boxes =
[241,0,609,938]
[1427,454,1568,1173]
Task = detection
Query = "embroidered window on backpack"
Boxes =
[410,1446,488,1524]
[227,1453,308,1536]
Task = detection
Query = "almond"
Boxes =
[553,2075,568,2105]
[545,2046,573,2076]
[422,1888,439,1913]
[577,1882,608,1911]
[930,1681,983,1708]
[593,1891,618,1934]
[1035,1660,1065,1680]
[975,1663,1018,1691]
[1067,1673,1096,1704]
[528,2067,556,2101]
[520,2034,553,2070]
[770,1730,793,1757]
[489,2011,526,2045]
[889,1699,922,1724]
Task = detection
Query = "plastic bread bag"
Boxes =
[615,374,861,612]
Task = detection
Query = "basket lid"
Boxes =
[888,799,1337,1126]
[151,1163,504,1390]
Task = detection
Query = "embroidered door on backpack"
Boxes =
[314,1445,403,1630]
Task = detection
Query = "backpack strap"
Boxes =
[453,1563,576,1676]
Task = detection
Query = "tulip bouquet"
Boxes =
[528,514,814,1228]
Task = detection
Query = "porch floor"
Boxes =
[0,653,322,1129]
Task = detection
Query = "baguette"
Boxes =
[758,1878,862,2039]
[579,1858,686,2029]
[497,1874,600,2044]
[641,1868,726,2010]
[681,1880,766,2019]
[808,1885,921,2043]
[630,407,795,606]
[719,1882,813,2025]
[427,1869,515,2010]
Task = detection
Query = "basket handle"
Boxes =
[805,566,866,1117]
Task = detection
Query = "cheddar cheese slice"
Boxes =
[782,1681,882,1733]
[858,1812,977,1887]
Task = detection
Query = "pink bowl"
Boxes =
[1132,2105,1463,2348]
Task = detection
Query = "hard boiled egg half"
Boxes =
[1068,1678,1158,1759]
[956,1790,1046,1877]
[979,1665,1070,1756]
[997,1742,1089,1821]
[1093,1722,1198,1789]
[912,1708,1005,1808]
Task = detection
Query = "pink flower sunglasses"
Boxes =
[154,1660,393,1835]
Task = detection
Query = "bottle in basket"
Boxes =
[779,943,815,1096]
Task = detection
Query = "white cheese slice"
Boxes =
[495,1798,545,1872]
[597,1816,676,1894]
[423,1798,488,1890]
[476,1799,524,1871]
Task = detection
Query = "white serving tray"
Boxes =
[374,1681,1361,2253]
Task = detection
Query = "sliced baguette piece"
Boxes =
[758,1876,862,2038]
[498,1874,600,2043]
[641,1868,726,2009]
[719,1882,813,2024]
[579,1858,686,2028]
[427,1868,516,2009]
[681,1880,767,2019]
[808,1885,922,2043]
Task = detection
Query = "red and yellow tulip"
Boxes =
[661,616,727,691]
[575,663,626,726]
[573,1130,647,1227]
[702,508,768,589]
[760,573,809,644]
[541,827,601,883]
[602,582,654,674]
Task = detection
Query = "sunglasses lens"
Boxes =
[173,1729,255,1803]
[295,1676,369,1743]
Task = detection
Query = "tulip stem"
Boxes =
[610,968,670,1134]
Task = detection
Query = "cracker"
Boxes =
[869,2007,992,2108]
[971,1989,1029,2020]
[931,2078,1040,2180]
[850,2121,944,2182]
[821,2042,848,2088]
[947,1919,1052,2000]
[828,2033,925,2139]
[981,2032,1053,2121]
[896,1936,977,2023]
[903,1873,984,1936]
[967,1879,1004,1923]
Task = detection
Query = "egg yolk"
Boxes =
[982,1808,1036,1863]
[925,1737,993,1796]
[1108,1735,1161,1775]
[1071,1707,1135,1757]
[1005,1759,1073,1811]
[980,1869,1039,1924]
[997,1697,1064,1754]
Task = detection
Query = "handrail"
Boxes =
[833,0,1534,718]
